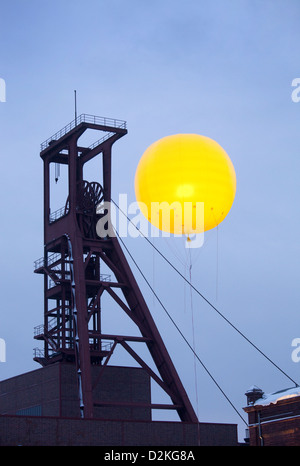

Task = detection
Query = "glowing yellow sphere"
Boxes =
[134,134,236,235]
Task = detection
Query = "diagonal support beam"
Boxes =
[103,236,198,423]
[119,340,182,405]
[97,250,127,283]
[105,286,149,334]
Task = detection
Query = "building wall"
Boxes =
[0,415,238,446]
[244,398,300,446]
[248,417,300,446]
[0,362,151,420]
[0,363,61,416]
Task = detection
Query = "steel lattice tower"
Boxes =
[33,114,197,423]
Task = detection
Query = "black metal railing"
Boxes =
[41,114,127,151]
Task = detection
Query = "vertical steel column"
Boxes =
[68,137,94,418]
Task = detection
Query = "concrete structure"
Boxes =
[244,385,300,446]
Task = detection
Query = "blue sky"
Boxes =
[0,0,300,442]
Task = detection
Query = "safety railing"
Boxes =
[89,340,113,352]
[49,205,68,223]
[41,114,127,151]
[34,252,62,270]
[100,274,111,282]
[33,347,60,359]
[33,341,113,358]
[34,317,58,337]
[88,131,115,151]
[48,272,110,289]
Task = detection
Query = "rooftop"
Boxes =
[248,386,300,407]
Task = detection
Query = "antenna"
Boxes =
[74,90,77,122]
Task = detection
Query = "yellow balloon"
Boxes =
[134,134,236,235]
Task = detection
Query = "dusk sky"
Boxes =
[1,0,300,441]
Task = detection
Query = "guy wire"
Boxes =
[111,198,298,388]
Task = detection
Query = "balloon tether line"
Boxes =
[188,248,200,443]
[115,227,248,427]
[111,198,298,388]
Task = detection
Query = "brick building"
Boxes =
[0,362,239,446]
[243,385,300,446]
[0,363,152,420]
